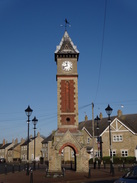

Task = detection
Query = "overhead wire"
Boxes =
[0,99,137,141]
[94,0,107,101]
[1,98,137,124]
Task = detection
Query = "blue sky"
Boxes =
[0,0,137,142]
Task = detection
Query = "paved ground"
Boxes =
[0,167,125,183]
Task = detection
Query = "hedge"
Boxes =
[89,156,136,164]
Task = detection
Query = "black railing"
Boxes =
[0,162,46,175]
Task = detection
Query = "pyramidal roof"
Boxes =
[55,31,79,61]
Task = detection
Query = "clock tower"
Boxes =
[48,30,89,173]
[55,31,79,132]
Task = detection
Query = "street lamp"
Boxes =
[25,105,33,175]
[95,115,100,159]
[32,116,38,170]
[105,104,113,174]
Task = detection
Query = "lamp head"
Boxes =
[95,115,100,121]
[32,116,38,126]
[105,104,113,116]
[25,105,33,117]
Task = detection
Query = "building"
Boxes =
[0,139,14,161]
[7,138,25,162]
[79,110,137,160]
[47,30,90,173]
[41,134,52,162]
[21,132,43,162]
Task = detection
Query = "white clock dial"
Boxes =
[62,61,73,71]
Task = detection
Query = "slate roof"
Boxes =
[8,143,20,151]
[0,143,12,149]
[20,137,36,146]
[55,31,79,61]
[117,113,137,133]
[79,113,137,136]
[42,134,52,144]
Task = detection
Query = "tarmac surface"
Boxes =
[0,166,125,183]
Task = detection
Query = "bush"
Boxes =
[89,156,136,164]
[102,156,136,164]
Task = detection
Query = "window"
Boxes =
[112,150,116,157]
[113,135,123,142]
[110,150,116,157]
[87,137,90,144]
[121,150,128,157]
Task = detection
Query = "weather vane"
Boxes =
[60,19,71,31]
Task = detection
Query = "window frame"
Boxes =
[121,150,128,157]
[109,149,116,157]
[113,135,123,142]
[87,137,90,144]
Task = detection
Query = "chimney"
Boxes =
[99,112,103,120]
[21,138,25,144]
[15,138,18,144]
[37,132,40,137]
[85,115,88,121]
[12,139,15,144]
[3,139,5,145]
[117,110,122,117]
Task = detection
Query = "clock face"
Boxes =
[62,61,73,71]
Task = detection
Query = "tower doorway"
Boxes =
[61,146,76,171]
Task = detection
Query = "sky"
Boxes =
[0,0,137,142]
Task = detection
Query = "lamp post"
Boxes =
[32,116,38,170]
[25,105,33,175]
[105,104,113,174]
[95,115,100,159]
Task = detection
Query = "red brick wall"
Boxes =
[60,80,75,112]
[60,114,76,125]
[60,80,76,126]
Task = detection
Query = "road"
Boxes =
[0,163,123,183]
[83,180,116,183]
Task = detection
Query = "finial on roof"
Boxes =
[60,19,71,31]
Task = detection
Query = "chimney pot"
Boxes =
[85,115,88,121]
[117,110,122,117]
[99,112,103,119]
[3,139,5,145]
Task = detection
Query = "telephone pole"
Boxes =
[92,103,95,164]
